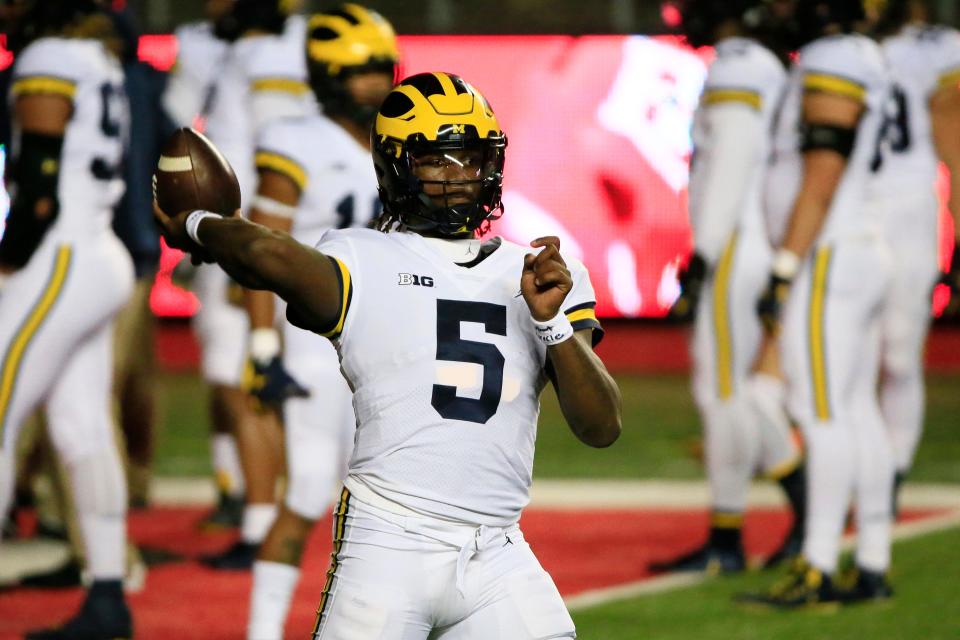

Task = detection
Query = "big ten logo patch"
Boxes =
[398,273,435,287]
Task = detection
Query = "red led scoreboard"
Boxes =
[5,34,957,317]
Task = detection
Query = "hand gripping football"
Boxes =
[155,127,241,217]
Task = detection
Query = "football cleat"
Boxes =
[25,580,131,640]
[200,540,259,571]
[651,543,746,576]
[197,492,244,532]
[836,566,894,603]
[737,558,841,610]
[761,526,804,570]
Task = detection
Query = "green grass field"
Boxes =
[572,527,960,640]
[152,371,960,639]
[155,372,960,483]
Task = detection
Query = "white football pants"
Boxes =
[781,236,893,573]
[876,190,941,473]
[0,234,133,579]
[313,486,576,640]
[692,229,799,517]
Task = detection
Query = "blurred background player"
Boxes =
[866,0,960,513]
[11,3,174,592]
[744,0,895,606]
[163,0,231,129]
[243,6,398,636]
[161,0,246,531]
[0,0,134,636]
[196,0,317,569]
[658,0,804,575]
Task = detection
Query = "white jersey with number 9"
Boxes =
[10,37,128,238]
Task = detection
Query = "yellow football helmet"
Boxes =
[305,4,399,125]
[372,72,507,237]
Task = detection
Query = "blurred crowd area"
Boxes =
[122,0,960,35]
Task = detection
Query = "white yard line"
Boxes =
[4,477,958,603]
[0,539,71,586]
[151,477,960,511]
[564,508,960,611]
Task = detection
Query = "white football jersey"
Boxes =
[689,37,785,255]
[765,34,890,244]
[871,24,960,195]
[255,114,379,248]
[9,37,128,238]
[163,21,228,128]
[315,229,602,526]
[204,16,316,212]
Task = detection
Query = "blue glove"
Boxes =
[757,273,792,335]
[246,355,310,407]
[669,252,707,322]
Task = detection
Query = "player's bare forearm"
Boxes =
[196,216,293,290]
[948,172,960,239]
[245,287,276,330]
[931,84,960,232]
[779,144,850,257]
[547,331,622,448]
[780,92,860,257]
[199,217,340,327]
[779,180,834,258]
[244,208,294,329]
[153,203,342,331]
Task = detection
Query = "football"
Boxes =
[155,127,241,217]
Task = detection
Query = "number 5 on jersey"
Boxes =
[431,300,506,424]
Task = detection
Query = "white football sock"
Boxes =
[853,391,894,572]
[801,421,855,574]
[746,373,801,476]
[0,448,14,542]
[70,449,128,580]
[248,560,300,640]
[212,433,246,497]
[703,397,759,514]
[242,503,278,544]
[880,368,924,474]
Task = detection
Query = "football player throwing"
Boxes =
[156,71,621,639]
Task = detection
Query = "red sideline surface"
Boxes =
[156,320,960,374]
[0,507,942,639]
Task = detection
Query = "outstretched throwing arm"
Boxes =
[153,202,342,334]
